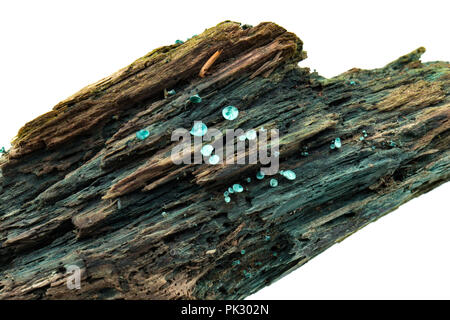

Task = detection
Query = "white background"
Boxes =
[0,0,448,299]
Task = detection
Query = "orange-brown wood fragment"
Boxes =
[199,49,223,78]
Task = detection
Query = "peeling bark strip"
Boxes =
[0,21,449,300]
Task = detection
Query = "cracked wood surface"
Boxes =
[0,21,449,299]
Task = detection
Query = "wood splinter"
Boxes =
[199,49,223,78]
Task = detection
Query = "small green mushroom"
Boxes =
[189,94,202,103]
[270,179,278,187]
[136,129,150,141]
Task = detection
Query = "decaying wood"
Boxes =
[0,21,448,299]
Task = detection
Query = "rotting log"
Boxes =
[0,21,449,300]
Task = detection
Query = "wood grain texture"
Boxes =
[0,21,448,299]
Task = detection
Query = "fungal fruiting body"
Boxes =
[270,178,278,187]
[246,129,257,140]
[209,155,220,165]
[330,137,341,149]
[136,129,150,140]
[189,94,202,103]
[222,106,239,120]
[256,171,265,180]
[232,184,244,193]
[281,170,296,181]
[190,122,208,136]
[201,144,214,156]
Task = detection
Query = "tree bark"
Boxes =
[0,21,448,300]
